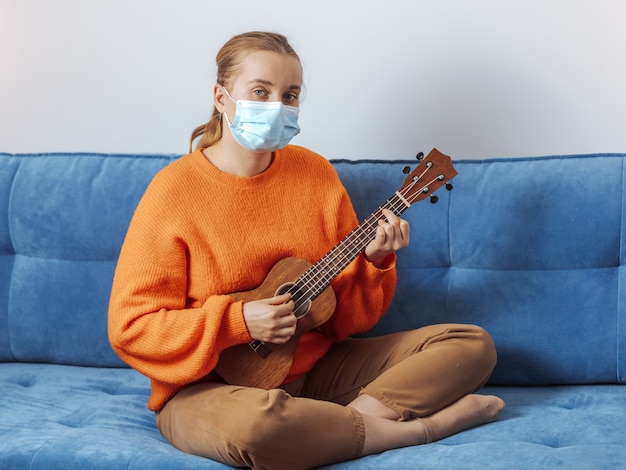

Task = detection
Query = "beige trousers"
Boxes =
[156,324,497,470]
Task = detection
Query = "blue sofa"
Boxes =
[1,150,625,469]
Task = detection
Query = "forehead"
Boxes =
[233,50,302,87]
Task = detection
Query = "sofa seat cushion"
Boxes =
[341,385,626,469]
[1,363,625,469]
[0,363,223,469]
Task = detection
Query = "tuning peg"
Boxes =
[430,195,439,204]
[446,182,454,191]
[402,165,411,174]
[416,152,424,161]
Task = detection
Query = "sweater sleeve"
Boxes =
[320,187,398,341]
[107,171,252,386]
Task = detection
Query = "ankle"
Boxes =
[417,394,505,443]
[417,419,433,444]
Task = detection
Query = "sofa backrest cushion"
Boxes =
[0,153,177,366]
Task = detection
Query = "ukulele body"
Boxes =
[214,257,337,389]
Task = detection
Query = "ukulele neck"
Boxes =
[294,194,409,302]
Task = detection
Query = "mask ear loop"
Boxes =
[222,86,238,105]
[220,86,236,128]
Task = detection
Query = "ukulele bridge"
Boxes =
[249,340,273,359]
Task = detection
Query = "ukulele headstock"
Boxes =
[399,149,457,205]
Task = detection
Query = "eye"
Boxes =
[252,88,268,99]
[283,92,299,105]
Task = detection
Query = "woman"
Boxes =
[108,31,504,469]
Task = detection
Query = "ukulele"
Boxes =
[214,148,457,389]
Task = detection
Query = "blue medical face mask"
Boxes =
[222,87,301,152]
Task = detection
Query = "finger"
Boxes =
[400,219,410,241]
[381,222,397,242]
[271,331,293,345]
[381,211,410,244]
[378,216,401,239]
[274,308,297,325]
[261,293,292,305]
[274,300,296,318]
[278,320,297,335]
[381,209,401,226]
[271,320,297,344]
[375,225,387,245]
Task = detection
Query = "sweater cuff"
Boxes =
[367,252,396,272]
[214,298,253,351]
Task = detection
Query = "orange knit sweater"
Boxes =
[108,145,397,411]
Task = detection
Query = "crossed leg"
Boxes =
[301,324,505,456]
[157,324,505,468]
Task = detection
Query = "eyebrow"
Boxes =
[248,79,301,91]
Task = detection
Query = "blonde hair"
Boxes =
[189,31,301,152]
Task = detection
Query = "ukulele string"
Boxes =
[295,174,433,302]
[291,172,442,310]
[286,168,442,313]
[295,190,410,298]
[311,170,439,278]
[288,198,404,310]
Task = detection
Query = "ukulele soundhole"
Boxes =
[275,282,311,319]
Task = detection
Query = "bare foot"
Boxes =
[419,394,505,443]
[356,394,504,456]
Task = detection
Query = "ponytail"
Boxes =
[189,108,222,153]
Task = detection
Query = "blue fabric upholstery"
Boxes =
[1,151,625,469]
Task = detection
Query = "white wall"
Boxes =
[1,0,625,160]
